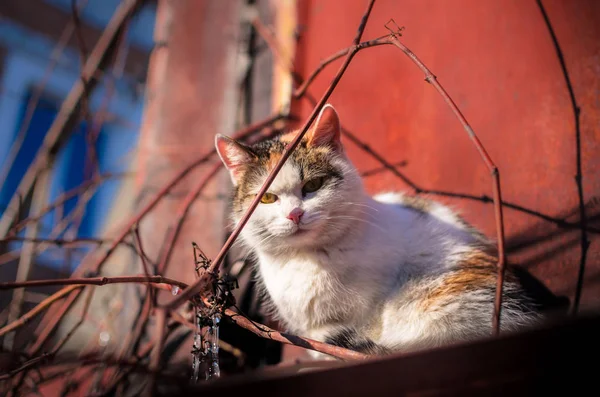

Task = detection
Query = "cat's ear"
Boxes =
[306,104,342,152]
[215,134,256,185]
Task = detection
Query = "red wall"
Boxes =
[292,0,600,309]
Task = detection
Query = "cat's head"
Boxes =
[215,104,364,251]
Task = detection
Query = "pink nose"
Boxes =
[286,208,304,225]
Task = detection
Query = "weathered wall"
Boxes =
[115,0,244,362]
[136,0,242,302]
[291,0,600,309]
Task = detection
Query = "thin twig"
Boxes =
[1,350,167,383]
[52,176,98,245]
[71,0,90,64]
[146,308,167,395]
[342,126,420,190]
[70,0,93,152]
[535,0,590,314]
[3,170,52,350]
[133,227,157,305]
[293,35,391,99]
[9,173,127,235]
[384,29,507,333]
[0,275,187,290]
[29,159,211,355]
[109,290,152,378]
[224,308,368,361]
[81,16,130,182]
[156,163,222,274]
[353,0,376,45]
[0,353,54,381]
[51,287,95,354]
[0,236,131,248]
[0,286,83,338]
[91,341,154,396]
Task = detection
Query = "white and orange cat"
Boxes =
[215,104,553,356]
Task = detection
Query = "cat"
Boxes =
[215,104,559,357]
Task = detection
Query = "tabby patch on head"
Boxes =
[215,104,364,251]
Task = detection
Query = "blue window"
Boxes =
[1,90,118,269]
[0,0,151,270]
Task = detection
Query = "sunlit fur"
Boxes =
[215,104,544,358]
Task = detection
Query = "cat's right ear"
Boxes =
[306,104,342,152]
[215,134,256,185]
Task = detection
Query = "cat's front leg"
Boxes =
[304,326,344,361]
[306,325,388,360]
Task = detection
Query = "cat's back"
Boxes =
[372,191,491,248]
[373,191,468,228]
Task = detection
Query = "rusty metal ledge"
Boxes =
[171,313,600,396]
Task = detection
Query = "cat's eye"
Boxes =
[302,177,324,195]
[260,192,278,204]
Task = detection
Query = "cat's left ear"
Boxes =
[306,104,342,152]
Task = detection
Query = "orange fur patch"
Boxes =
[266,151,283,171]
[279,130,299,143]
[421,251,507,311]
[401,195,433,214]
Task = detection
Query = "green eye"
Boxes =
[302,177,324,195]
[260,192,278,204]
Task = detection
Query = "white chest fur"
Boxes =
[257,252,363,335]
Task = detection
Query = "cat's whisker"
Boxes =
[253,235,279,247]
[301,219,322,227]
[341,202,380,212]
[324,215,387,233]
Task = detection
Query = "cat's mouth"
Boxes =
[279,227,316,247]
[278,225,313,239]
[266,221,320,242]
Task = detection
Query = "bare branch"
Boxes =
[51,287,95,354]
[0,286,83,338]
[353,0,376,45]
[535,0,590,314]
[10,173,126,235]
[385,30,506,333]
[224,309,368,361]
[0,353,54,381]
[0,275,187,290]
[146,308,167,395]
[3,170,53,350]
[0,236,133,249]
